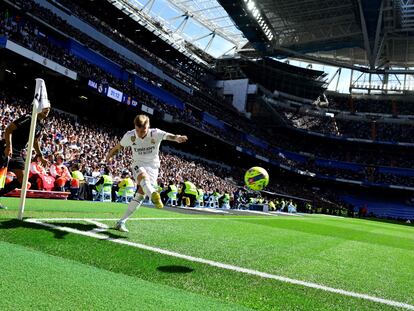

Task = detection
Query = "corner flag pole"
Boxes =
[18,79,49,220]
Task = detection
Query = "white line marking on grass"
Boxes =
[173,206,229,214]
[85,220,109,229]
[317,214,346,218]
[268,211,301,217]
[29,217,285,222]
[85,220,109,233]
[239,210,278,216]
[25,218,414,310]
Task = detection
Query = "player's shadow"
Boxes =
[0,219,69,239]
[0,219,124,240]
[156,265,194,274]
[52,222,125,239]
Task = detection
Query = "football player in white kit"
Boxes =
[106,114,187,232]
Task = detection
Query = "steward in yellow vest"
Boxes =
[96,174,113,193]
[69,163,86,200]
[161,181,178,206]
[117,172,135,200]
[196,188,204,206]
[95,167,113,200]
[178,180,197,207]
[167,183,178,201]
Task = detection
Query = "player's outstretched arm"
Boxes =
[165,134,188,143]
[106,143,123,163]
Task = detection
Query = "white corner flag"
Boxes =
[18,79,49,220]
[33,78,50,112]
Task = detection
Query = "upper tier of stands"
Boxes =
[2,0,414,191]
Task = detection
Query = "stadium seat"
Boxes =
[117,186,135,203]
[195,199,204,208]
[94,183,112,202]
[221,202,230,209]
[166,197,178,206]
[41,175,55,191]
[206,196,218,208]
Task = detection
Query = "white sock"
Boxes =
[140,178,155,197]
[119,193,144,224]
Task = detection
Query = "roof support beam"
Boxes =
[173,14,190,34]
[272,47,414,74]
[166,0,245,47]
[204,31,216,52]
[219,45,236,57]
[356,0,373,69]
[374,35,386,68]
[191,5,222,13]
[140,0,156,13]
[205,15,229,22]
[371,0,385,69]
[190,31,214,43]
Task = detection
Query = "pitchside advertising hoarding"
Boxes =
[87,79,139,108]
[107,86,122,102]
[121,94,139,107]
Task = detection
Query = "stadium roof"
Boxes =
[217,0,414,71]
[111,0,414,72]
[163,0,248,49]
[115,0,248,59]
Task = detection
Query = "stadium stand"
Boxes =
[1,0,414,219]
[327,93,414,116]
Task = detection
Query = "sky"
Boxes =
[127,0,239,58]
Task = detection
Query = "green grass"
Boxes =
[0,197,413,310]
[0,241,250,311]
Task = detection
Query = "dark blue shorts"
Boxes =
[0,140,24,170]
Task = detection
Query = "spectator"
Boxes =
[116,171,135,202]
[29,154,47,190]
[94,166,113,201]
[50,154,71,191]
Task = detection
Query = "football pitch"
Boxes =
[0,198,413,310]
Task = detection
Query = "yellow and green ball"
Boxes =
[244,167,269,191]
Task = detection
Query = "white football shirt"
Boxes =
[120,128,169,168]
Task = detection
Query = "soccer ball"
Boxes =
[244,167,269,191]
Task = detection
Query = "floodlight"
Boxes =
[247,1,255,11]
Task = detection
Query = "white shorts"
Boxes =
[131,165,159,186]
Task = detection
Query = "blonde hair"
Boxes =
[134,114,149,128]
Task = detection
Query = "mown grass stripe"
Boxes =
[26,218,414,311]
[0,240,249,311]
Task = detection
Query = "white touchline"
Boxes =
[29,217,288,222]
[24,218,414,310]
